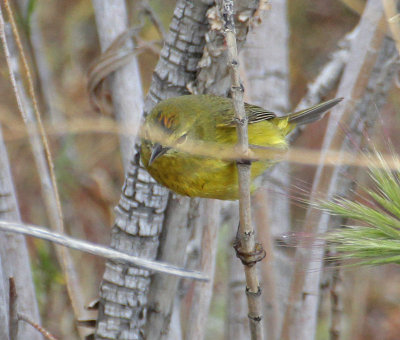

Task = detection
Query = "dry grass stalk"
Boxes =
[222,1,264,339]
[18,314,59,340]
[0,1,85,331]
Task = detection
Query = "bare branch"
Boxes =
[222,1,264,339]
[0,221,207,281]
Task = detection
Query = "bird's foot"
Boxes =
[233,239,266,267]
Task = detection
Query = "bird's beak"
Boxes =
[148,143,170,166]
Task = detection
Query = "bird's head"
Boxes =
[142,102,195,166]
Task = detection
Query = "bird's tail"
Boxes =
[282,97,343,126]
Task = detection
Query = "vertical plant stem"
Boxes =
[241,2,291,337]
[226,203,250,340]
[92,0,144,171]
[253,190,278,340]
[184,200,220,340]
[0,261,9,340]
[222,1,264,339]
[8,277,18,340]
[146,196,192,340]
[329,265,343,340]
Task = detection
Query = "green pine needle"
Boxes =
[320,150,400,266]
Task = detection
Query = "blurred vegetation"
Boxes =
[0,0,399,339]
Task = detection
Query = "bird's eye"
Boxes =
[176,133,187,144]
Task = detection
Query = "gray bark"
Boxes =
[145,197,192,340]
[184,200,220,340]
[95,1,213,339]
[146,1,261,339]
[0,260,9,340]
[0,124,41,340]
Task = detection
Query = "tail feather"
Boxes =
[284,98,343,126]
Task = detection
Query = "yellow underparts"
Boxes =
[142,118,291,200]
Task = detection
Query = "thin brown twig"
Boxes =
[18,314,58,340]
[222,1,264,339]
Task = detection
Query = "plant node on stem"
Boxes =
[221,1,265,339]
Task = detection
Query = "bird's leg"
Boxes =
[233,222,266,267]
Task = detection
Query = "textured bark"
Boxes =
[241,2,291,339]
[95,1,213,339]
[193,0,262,96]
[94,0,264,338]
[0,124,41,340]
[146,1,261,339]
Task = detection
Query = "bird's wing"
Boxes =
[245,103,276,123]
[216,102,276,127]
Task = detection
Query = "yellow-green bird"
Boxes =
[141,95,342,200]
